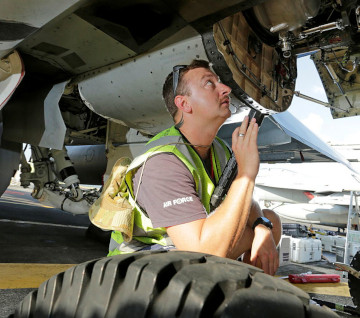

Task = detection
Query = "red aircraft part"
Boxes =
[288,274,340,284]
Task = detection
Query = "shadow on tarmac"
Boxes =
[0,186,108,317]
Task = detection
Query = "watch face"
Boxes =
[261,217,273,228]
[253,217,273,230]
[261,217,270,224]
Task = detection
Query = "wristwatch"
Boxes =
[252,216,273,231]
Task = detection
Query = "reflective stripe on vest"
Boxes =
[108,126,230,256]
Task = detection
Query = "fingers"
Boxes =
[232,116,260,179]
[250,255,269,276]
[267,253,279,276]
[250,253,263,273]
[264,252,278,276]
[259,255,270,276]
[243,117,258,144]
[249,119,258,143]
[240,115,249,134]
[250,250,278,276]
[232,116,248,143]
[232,116,258,145]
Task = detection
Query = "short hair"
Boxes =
[162,59,210,119]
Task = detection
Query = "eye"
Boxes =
[205,80,213,86]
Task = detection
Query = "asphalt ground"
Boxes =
[0,185,108,317]
[0,185,358,317]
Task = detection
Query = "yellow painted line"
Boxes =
[0,263,351,297]
[281,278,350,297]
[35,204,55,209]
[0,264,75,289]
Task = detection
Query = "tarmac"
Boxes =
[0,185,108,317]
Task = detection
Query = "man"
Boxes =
[108,59,281,275]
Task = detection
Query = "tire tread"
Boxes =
[12,251,338,318]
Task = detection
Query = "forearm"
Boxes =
[247,200,264,229]
[196,175,255,257]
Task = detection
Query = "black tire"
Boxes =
[12,251,337,318]
[348,251,360,307]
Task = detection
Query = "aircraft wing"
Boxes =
[220,111,360,173]
[271,111,359,175]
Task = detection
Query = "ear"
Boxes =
[174,95,192,113]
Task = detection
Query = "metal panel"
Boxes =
[78,27,208,135]
[19,14,137,74]
[0,0,86,58]
[39,81,67,150]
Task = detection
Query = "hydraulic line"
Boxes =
[324,63,353,110]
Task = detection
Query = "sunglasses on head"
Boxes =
[172,65,187,96]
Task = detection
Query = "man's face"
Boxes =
[182,67,231,124]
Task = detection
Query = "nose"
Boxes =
[219,82,231,96]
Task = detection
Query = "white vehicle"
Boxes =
[255,151,360,228]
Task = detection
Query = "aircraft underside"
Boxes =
[0,0,359,219]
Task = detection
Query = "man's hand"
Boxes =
[232,116,259,180]
[250,225,279,275]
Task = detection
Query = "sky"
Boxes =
[287,56,360,145]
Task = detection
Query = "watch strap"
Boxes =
[252,216,273,231]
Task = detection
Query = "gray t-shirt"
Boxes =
[132,153,207,228]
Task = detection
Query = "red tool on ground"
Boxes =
[288,273,340,283]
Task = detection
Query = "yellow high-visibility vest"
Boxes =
[108,126,230,256]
